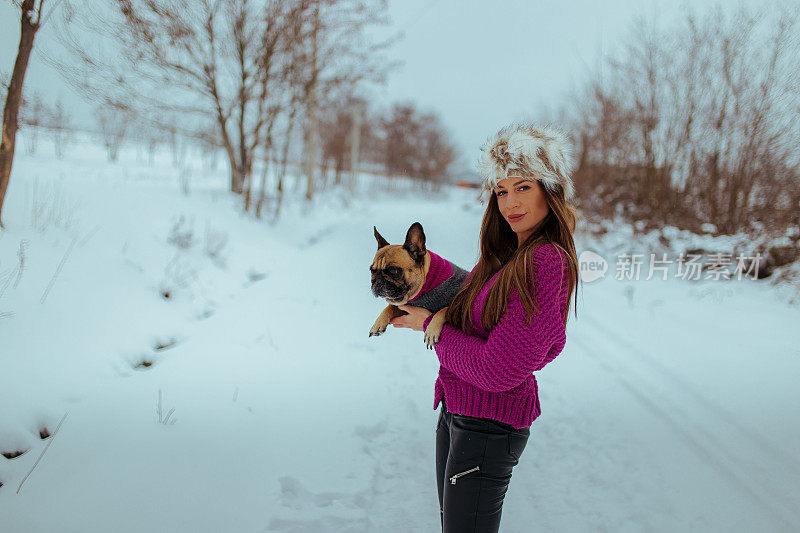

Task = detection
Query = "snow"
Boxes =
[1,129,799,532]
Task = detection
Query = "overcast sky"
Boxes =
[0,0,768,170]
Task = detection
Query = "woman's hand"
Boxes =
[390,304,432,332]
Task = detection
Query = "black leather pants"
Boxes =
[436,400,531,532]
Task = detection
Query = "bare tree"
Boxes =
[21,92,46,155]
[575,14,691,224]
[416,112,455,187]
[318,94,370,187]
[52,0,307,196]
[319,108,349,186]
[378,102,455,186]
[95,103,130,162]
[293,0,398,202]
[680,4,800,234]
[258,0,395,219]
[264,88,303,222]
[52,0,395,218]
[50,98,71,159]
[237,0,308,213]
[382,103,419,178]
[569,3,800,234]
[567,80,635,218]
[1,0,60,230]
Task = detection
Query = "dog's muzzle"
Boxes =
[371,276,406,300]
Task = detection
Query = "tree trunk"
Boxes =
[320,158,329,187]
[223,144,245,195]
[0,1,40,229]
[303,3,319,202]
[255,157,270,219]
[273,111,297,224]
[212,103,241,194]
[348,108,361,193]
[240,161,253,210]
[243,171,253,212]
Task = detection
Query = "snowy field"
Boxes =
[1,130,799,532]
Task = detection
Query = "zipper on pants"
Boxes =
[450,465,480,485]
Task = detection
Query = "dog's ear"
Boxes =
[374,226,390,249]
[403,222,426,263]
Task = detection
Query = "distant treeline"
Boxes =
[30,0,457,222]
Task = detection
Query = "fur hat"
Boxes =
[477,122,575,201]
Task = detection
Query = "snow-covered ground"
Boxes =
[1,130,799,532]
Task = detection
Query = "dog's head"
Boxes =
[370,222,429,305]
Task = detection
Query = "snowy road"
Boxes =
[1,148,799,532]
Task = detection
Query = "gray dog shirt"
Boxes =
[407,250,470,313]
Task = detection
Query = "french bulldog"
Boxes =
[369,222,469,349]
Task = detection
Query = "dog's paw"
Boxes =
[369,319,389,337]
[424,328,441,350]
[423,310,447,349]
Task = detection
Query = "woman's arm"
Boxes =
[424,245,568,392]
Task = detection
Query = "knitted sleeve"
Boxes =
[423,244,568,392]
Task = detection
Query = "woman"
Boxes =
[390,122,580,532]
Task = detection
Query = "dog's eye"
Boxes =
[385,267,400,277]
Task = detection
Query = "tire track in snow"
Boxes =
[581,312,800,479]
[569,324,800,531]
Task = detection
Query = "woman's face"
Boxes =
[494,177,550,245]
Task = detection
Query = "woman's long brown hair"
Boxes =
[444,181,580,334]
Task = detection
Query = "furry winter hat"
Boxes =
[477,122,575,201]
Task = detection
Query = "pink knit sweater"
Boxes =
[422,243,570,429]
